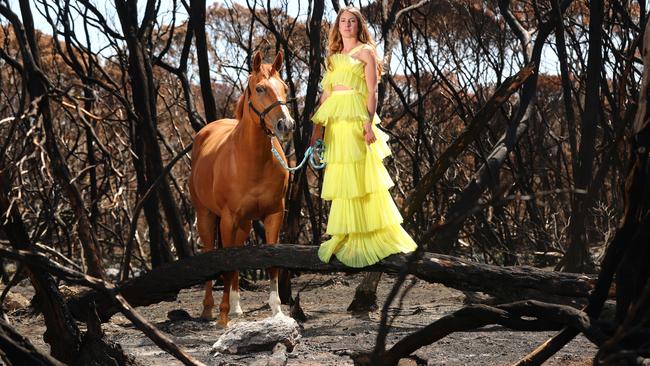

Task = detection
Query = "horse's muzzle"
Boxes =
[275,118,295,141]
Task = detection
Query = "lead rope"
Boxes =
[271,138,326,172]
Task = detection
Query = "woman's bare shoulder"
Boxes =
[356,46,377,64]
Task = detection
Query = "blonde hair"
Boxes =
[326,7,382,76]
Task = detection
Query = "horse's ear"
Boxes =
[252,51,262,73]
[272,50,284,72]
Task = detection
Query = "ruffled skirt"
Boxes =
[312,90,417,268]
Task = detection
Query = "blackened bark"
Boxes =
[562,0,604,273]
[154,14,205,132]
[514,13,650,366]
[433,1,572,253]
[361,300,607,366]
[115,0,191,266]
[280,0,326,304]
[190,0,218,122]
[284,0,325,244]
[0,171,81,362]
[84,84,99,232]
[347,272,380,312]
[402,65,535,220]
[0,318,65,366]
[0,0,105,279]
[64,245,594,323]
[552,0,577,172]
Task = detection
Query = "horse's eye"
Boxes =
[256,86,265,93]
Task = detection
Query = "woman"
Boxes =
[310,7,417,268]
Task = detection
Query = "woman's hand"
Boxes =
[363,122,376,145]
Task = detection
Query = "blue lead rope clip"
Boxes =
[310,138,326,170]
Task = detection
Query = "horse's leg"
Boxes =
[229,222,250,318]
[196,208,217,320]
[229,269,243,318]
[263,211,284,317]
[218,215,250,327]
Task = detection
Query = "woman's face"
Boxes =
[338,11,359,39]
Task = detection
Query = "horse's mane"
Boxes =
[235,91,246,120]
[235,65,275,120]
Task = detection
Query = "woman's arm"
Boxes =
[319,89,331,105]
[311,89,329,146]
[358,47,378,144]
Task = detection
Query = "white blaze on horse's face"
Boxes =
[264,76,295,142]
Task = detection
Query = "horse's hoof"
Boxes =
[229,307,244,317]
[217,318,229,328]
[200,310,214,321]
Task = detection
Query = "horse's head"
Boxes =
[245,51,295,142]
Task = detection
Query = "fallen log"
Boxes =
[64,245,595,322]
[353,300,609,366]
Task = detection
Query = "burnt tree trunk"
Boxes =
[348,272,381,312]
[64,245,595,323]
[280,0,326,304]
[190,0,218,123]
[561,0,604,273]
[612,21,650,323]
[513,13,650,366]
[115,0,191,266]
[132,123,171,268]
[285,0,325,246]
[83,82,100,240]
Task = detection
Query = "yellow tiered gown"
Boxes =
[311,46,418,268]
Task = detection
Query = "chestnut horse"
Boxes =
[189,51,294,326]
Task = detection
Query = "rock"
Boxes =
[105,267,120,280]
[272,343,288,359]
[212,315,300,354]
[249,343,288,366]
[2,292,29,311]
[272,343,287,353]
[167,309,191,321]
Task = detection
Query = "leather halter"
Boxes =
[247,85,294,137]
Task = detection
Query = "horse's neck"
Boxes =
[233,110,272,162]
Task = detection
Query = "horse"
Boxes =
[189,50,295,327]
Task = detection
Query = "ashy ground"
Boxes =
[5,272,597,365]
